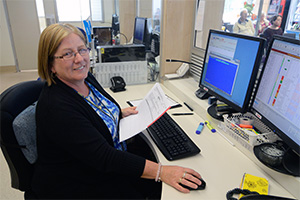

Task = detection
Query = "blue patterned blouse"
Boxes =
[82,82,126,151]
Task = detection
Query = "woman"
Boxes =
[256,12,270,35]
[32,23,202,199]
[261,15,283,48]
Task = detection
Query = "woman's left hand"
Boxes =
[122,106,138,118]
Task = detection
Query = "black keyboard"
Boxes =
[147,113,200,161]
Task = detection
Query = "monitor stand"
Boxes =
[283,148,300,176]
[207,103,237,121]
[254,141,300,177]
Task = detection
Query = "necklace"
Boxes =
[76,82,126,151]
[78,86,117,126]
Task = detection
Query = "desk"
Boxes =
[105,81,297,199]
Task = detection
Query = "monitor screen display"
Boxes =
[93,27,112,46]
[252,36,300,154]
[199,30,265,113]
[133,17,146,44]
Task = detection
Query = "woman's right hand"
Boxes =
[121,106,138,118]
[160,165,202,193]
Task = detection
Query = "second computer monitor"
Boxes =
[133,17,146,44]
[252,35,300,159]
[93,27,112,47]
[133,17,152,50]
[199,30,265,114]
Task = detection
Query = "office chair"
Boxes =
[226,24,234,32]
[283,33,296,39]
[0,80,44,199]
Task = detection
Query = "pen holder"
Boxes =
[222,112,279,152]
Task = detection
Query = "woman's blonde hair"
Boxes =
[38,23,86,86]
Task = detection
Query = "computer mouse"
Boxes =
[180,178,206,190]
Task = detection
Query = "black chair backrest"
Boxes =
[0,80,44,191]
[226,24,234,33]
[283,33,296,39]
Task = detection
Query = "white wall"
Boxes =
[5,0,40,70]
[0,1,15,67]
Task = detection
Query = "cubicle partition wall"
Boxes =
[94,44,148,87]
[94,61,148,87]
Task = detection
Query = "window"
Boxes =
[222,0,273,37]
[193,0,225,50]
[152,0,161,32]
[56,0,103,22]
[190,0,271,80]
[35,0,46,32]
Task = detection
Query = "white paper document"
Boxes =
[127,95,181,109]
[119,83,171,142]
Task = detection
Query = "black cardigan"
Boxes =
[32,73,146,199]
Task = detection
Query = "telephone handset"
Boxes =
[164,63,190,79]
[110,76,126,92]
[176,63,189,77]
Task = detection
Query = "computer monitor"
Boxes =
[198,30,265,120]
[133,17,152,50]
[133,17,146,45]
[112,14,120,37]
[93,27,112,47]
[251,36,300,176]
[99,44,146,63]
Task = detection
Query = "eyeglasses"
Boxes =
[54,48,90,61]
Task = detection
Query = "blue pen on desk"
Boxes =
[196,122,204,134]
[205,120,216,133]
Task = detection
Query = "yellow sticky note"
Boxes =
[240,173,269,198]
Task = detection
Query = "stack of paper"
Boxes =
[119,83,172,142]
